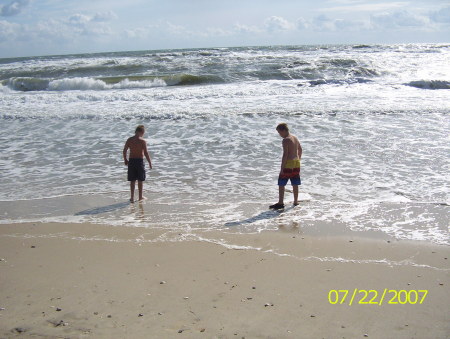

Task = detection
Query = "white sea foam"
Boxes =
[47,77,167,91]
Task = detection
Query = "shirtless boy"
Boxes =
[123,125,152,203]
[270,123,302,210]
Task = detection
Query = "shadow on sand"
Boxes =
[75,201,130,216]
[225,206,294,227]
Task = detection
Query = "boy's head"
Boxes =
[135,125,145,136]
[276,123,289,138]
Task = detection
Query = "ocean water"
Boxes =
[0,44,449,244]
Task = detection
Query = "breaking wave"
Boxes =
[405,80,450,90]
[1,74,225,92]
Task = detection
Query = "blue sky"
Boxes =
[0,0,449,57]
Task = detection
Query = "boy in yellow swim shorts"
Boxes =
[270,123,302,210]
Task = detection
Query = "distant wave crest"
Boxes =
[2,74,225,92]
[406,80,450,90]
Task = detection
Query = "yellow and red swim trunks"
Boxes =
[278,159,301,186]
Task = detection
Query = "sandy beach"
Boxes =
[1,222,448,339]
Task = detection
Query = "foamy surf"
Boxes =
[0,44,449,245]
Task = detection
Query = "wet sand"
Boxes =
[0,222,449,338]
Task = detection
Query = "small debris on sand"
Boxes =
[12,327,28,333]
[160,281,166,284]
[48,319,67,327]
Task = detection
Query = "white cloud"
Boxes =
[0,0,29,17]
[429,6,450,24]
[264,16,294,32]
[233,23,262,34]
[0,19,19,41]
[92,10,118,22]
[326,0,366,4]
[204,27,232,37]
[0,11,115,47]
[322,2,408,13]
[311,14,337,31]
[124,21,192,40]
[297,14,368,32]
[334,18,366,30]
[124,21,236,41]
[371,10,428,29]
[296,17,308,30]
[68,11,117,26]
[68,14,92,27]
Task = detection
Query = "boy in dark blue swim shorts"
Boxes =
[123,125,152,203]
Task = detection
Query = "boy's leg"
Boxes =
[278,185,285,204]
[293,185,299,205]
[138,181,144,201]
[270,177,287,209]
[130,180,136,202]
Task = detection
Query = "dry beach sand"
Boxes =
[0,222,449,339]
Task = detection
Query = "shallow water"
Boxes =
[0,44,449,244]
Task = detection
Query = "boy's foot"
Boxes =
[130,199,134,203]
[293,202,299,206]
[269,203,285,210]
[138,196,146,201]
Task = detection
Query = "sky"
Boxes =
[0,0,449,57]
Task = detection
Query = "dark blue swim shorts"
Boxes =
[127,158,146,181]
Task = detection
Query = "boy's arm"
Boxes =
[280,139,289,172]
[143,141,152,169]
[122,140,129,165]
[297,140,302,159]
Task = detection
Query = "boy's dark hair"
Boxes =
[135,125,145,134]
[276,123,289,132]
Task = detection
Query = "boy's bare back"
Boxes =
[125,136,147,159]
[282,134,302,160]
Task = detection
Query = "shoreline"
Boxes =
[1,222,449,338]
[1,194,449,247]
